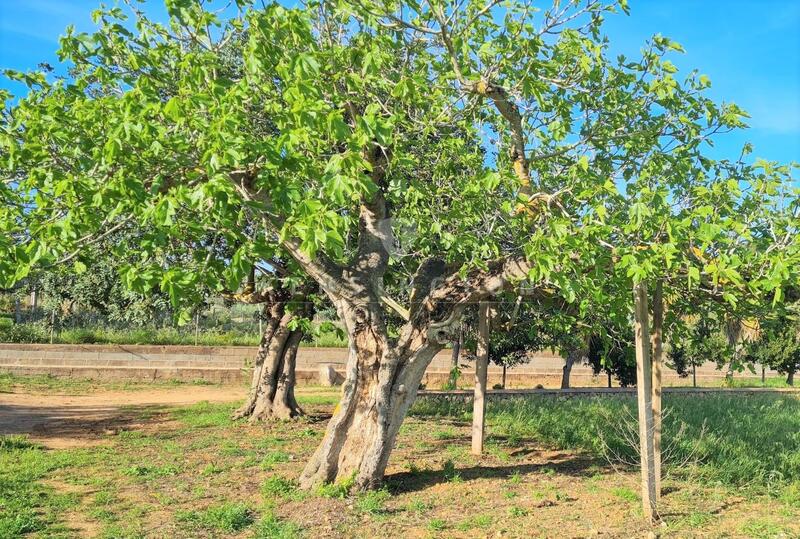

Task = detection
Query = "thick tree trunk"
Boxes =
[295,257,532,491]
[233,296,309,422]
[787,370,795,387]
[299,300,444,491]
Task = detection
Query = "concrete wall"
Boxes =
[0,343,779,387]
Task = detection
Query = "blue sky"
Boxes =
[1,0,799,164]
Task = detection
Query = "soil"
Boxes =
[0,385,241,448]
[1,383,797,538]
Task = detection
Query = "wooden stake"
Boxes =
[194,311,200,346]
[633,282,657,522]
[472,302,490,455]
[650,281,664,499]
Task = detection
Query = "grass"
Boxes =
[355,488,391,514]
[261,476,300,500]
[171,400,237,428]
[176,502,254,532]
[252,512,303,538]
[725,376,791,389]
[0,372,217,394]
[1,380,798,537]
[0,322,348,347]
[0,436,81,537]
[260,450,291,470]
[411,392,800,491]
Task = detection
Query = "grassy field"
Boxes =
[1,380,798,538]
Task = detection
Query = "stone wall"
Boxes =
[0,343,777,387]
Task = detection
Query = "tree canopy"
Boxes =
[1,0,797,489]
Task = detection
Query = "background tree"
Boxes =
[743,300,800,386]
[667,315,729,380]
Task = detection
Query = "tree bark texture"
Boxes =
[650,280,664,499]
[233,291,312,422]
[472,302,490,455]
[633,281,658,522]
[561,348,585,389]
[298,258,532,491]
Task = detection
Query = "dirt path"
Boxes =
[0,386,242,448]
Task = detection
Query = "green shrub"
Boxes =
[0,322,348,347]
[0,323,48,343]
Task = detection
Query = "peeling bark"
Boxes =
[298,257,533,491]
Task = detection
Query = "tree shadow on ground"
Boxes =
[0,403,175,446]
[385,452,604,494]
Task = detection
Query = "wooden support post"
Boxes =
[194,311,200,346]
[650,281,664,499]
[472,302,490,455]
[633,282,657,522]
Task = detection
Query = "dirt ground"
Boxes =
[0,386,241,448]
[1,380,798,538]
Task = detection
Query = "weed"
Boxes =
[406,461,421,474]
[261,476,299,499]
[98,523,146,539]
[253,512,303,538]
[201,462,224,475]
[741,518,785,538]
[261,450,291,470]
[0,435,37,451]
[428,518,447,531]
[355,488,391,514]
[456,514,493,531]
[317,475,355,498]
[611,487,638,503]
[407,497,432,513]
[433,428,458,440]
[507,506,528,517]
[176,502,254,532]
[442,459,462,483]
[219,440,248,457]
